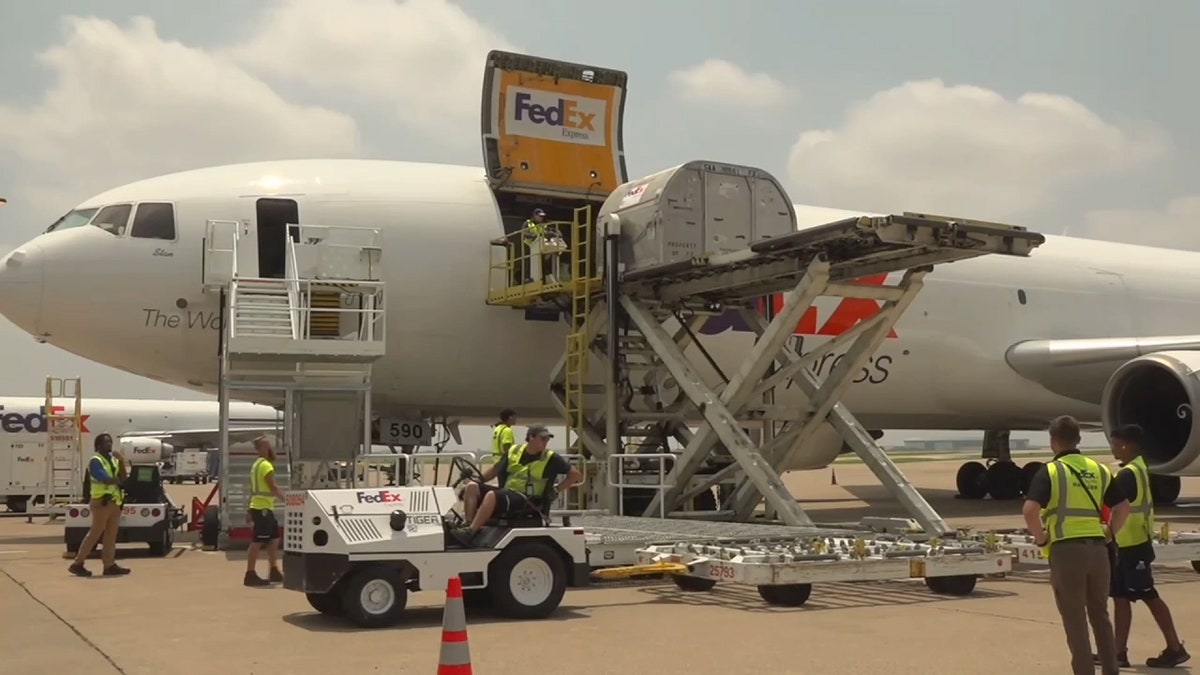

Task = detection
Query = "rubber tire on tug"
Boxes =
[955,461,989,500]
[757,583,812,606]
[200,506,220,548]
[148,526,174,557]
[306,591,345,616]
[671,575,717,592]
[341,566,409,628]
[984,460,1025,500]
[487,541,568,620]
[925,574,977,596]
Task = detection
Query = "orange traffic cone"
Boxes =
[437,576,473,675]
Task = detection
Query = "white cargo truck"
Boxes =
[162,449,211,484]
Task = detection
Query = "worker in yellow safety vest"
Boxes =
[1103,424,1189,668]
[68,433,131,578]
[245,435,287,587]
[455,425,582,547]
[1024,415,1130,675]
[520,208,548,283]
[491,409,517,463]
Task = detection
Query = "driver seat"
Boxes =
[484,488,553,529]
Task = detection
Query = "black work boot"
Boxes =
[268,567,284,583]
[1146,644,1191,668]
[244,571,270,587]
[102,564,130,576]
[1093,650,1130,668]
[68,562,92,577]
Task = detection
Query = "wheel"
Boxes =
[341,567,408,628]
[487,541,568,620]
[1150,474,1182,506]
[306,591,345,616]
[1191,561,1200,574]
[148,527,174,557]
[955,462,989,499]
[200,506,219,548]
[1020,461,1044,494]
[6,497,29,513]
[671,575,717,592]
[925,574,977,596]
[985,461,1024,500]
[757,583,812,606]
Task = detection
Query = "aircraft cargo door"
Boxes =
[481,50,629,202]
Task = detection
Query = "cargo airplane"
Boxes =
[0,396,280,512]
[2,50,1198,510]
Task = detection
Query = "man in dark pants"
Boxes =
[1102,424,1189,667]
[1023,415,1130,675]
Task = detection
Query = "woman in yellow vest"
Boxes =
[1023,415,1130,675]
[1104,424,1189,668]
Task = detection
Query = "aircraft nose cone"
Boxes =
[0,243,44,334]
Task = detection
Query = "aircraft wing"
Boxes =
[116,427,279,447]
[1005,335,1200,403]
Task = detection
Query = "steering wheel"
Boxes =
[443,456,487,527]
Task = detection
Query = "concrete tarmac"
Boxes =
[5,459,1200,674]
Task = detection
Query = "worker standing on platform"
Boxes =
[245,435,286,587]
[1103,424,1190,668]
[491,409,517,463]
[521,208,548,283]
[1023,415,1130,675]
[68,433,131,578]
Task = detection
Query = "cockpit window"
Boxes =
[44,208,99,233]
[130,203,176,240]
[91,204,133,236]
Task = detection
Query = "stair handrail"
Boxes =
[285,225,303,340]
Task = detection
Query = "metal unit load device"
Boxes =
[282,485,590,628]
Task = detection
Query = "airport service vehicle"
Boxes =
[5,49,1200,518]
[1,395,279,513]
[282,482,590,628]
[161,449,212,484]
[63,461,187,556]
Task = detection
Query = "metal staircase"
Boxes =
[202,218,387,548]
[43,376,84,517]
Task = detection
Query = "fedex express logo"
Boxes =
[0,405,91,434]
[355,490,404,504]
[698,274,899,338]
[507,86,606,147]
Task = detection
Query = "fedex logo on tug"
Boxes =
[0,405,91,434]
[355,490,404,504]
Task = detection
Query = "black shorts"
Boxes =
[249,508,279,543]
[1110,544,1158,602]
[475,482,537,518]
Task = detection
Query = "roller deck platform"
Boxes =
[960,528,1200,570]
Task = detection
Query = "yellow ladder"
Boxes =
[44,377,83,515]
[563,206,595,495]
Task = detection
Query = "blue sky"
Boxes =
[0,0,1193,445]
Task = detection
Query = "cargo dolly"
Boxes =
[958,525,1200,572]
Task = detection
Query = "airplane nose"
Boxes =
[0,242,45,334]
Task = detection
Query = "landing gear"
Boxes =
[955,430,1040,501]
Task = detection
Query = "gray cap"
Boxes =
[527,424,554,439]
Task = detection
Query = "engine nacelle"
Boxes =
[118,436,174,465]
[1102,350,1200,476]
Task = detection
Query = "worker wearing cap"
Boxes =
[1101,424,1189,668]
[521,208,548,284]
[456,424,581,546]
[68,433,131,578]
[491,409,517,464]
[1024,415,1130,675]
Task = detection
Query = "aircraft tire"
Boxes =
[985,461,1024,500]
[1150,474,1182,506]
[1020,461,1044,495]
[955,461,989,500]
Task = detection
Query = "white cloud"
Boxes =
[668,59,792,109]
[786,79,1168,221]
[227,0,518,137]
[1082,195,1200,250]
[0,14,362,235]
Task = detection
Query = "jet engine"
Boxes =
[1102,350,1200,479]
[118,436,175,465]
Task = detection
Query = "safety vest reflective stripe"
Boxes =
[89,454,123,502]
[1116,456,1154,547]
[1044,456,1109,542]
[250,458,274,497]
[504,444,554,497]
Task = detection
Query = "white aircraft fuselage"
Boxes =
[4,159,1200,475]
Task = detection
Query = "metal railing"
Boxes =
[486,224,574,303]
[607,453,677,518]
